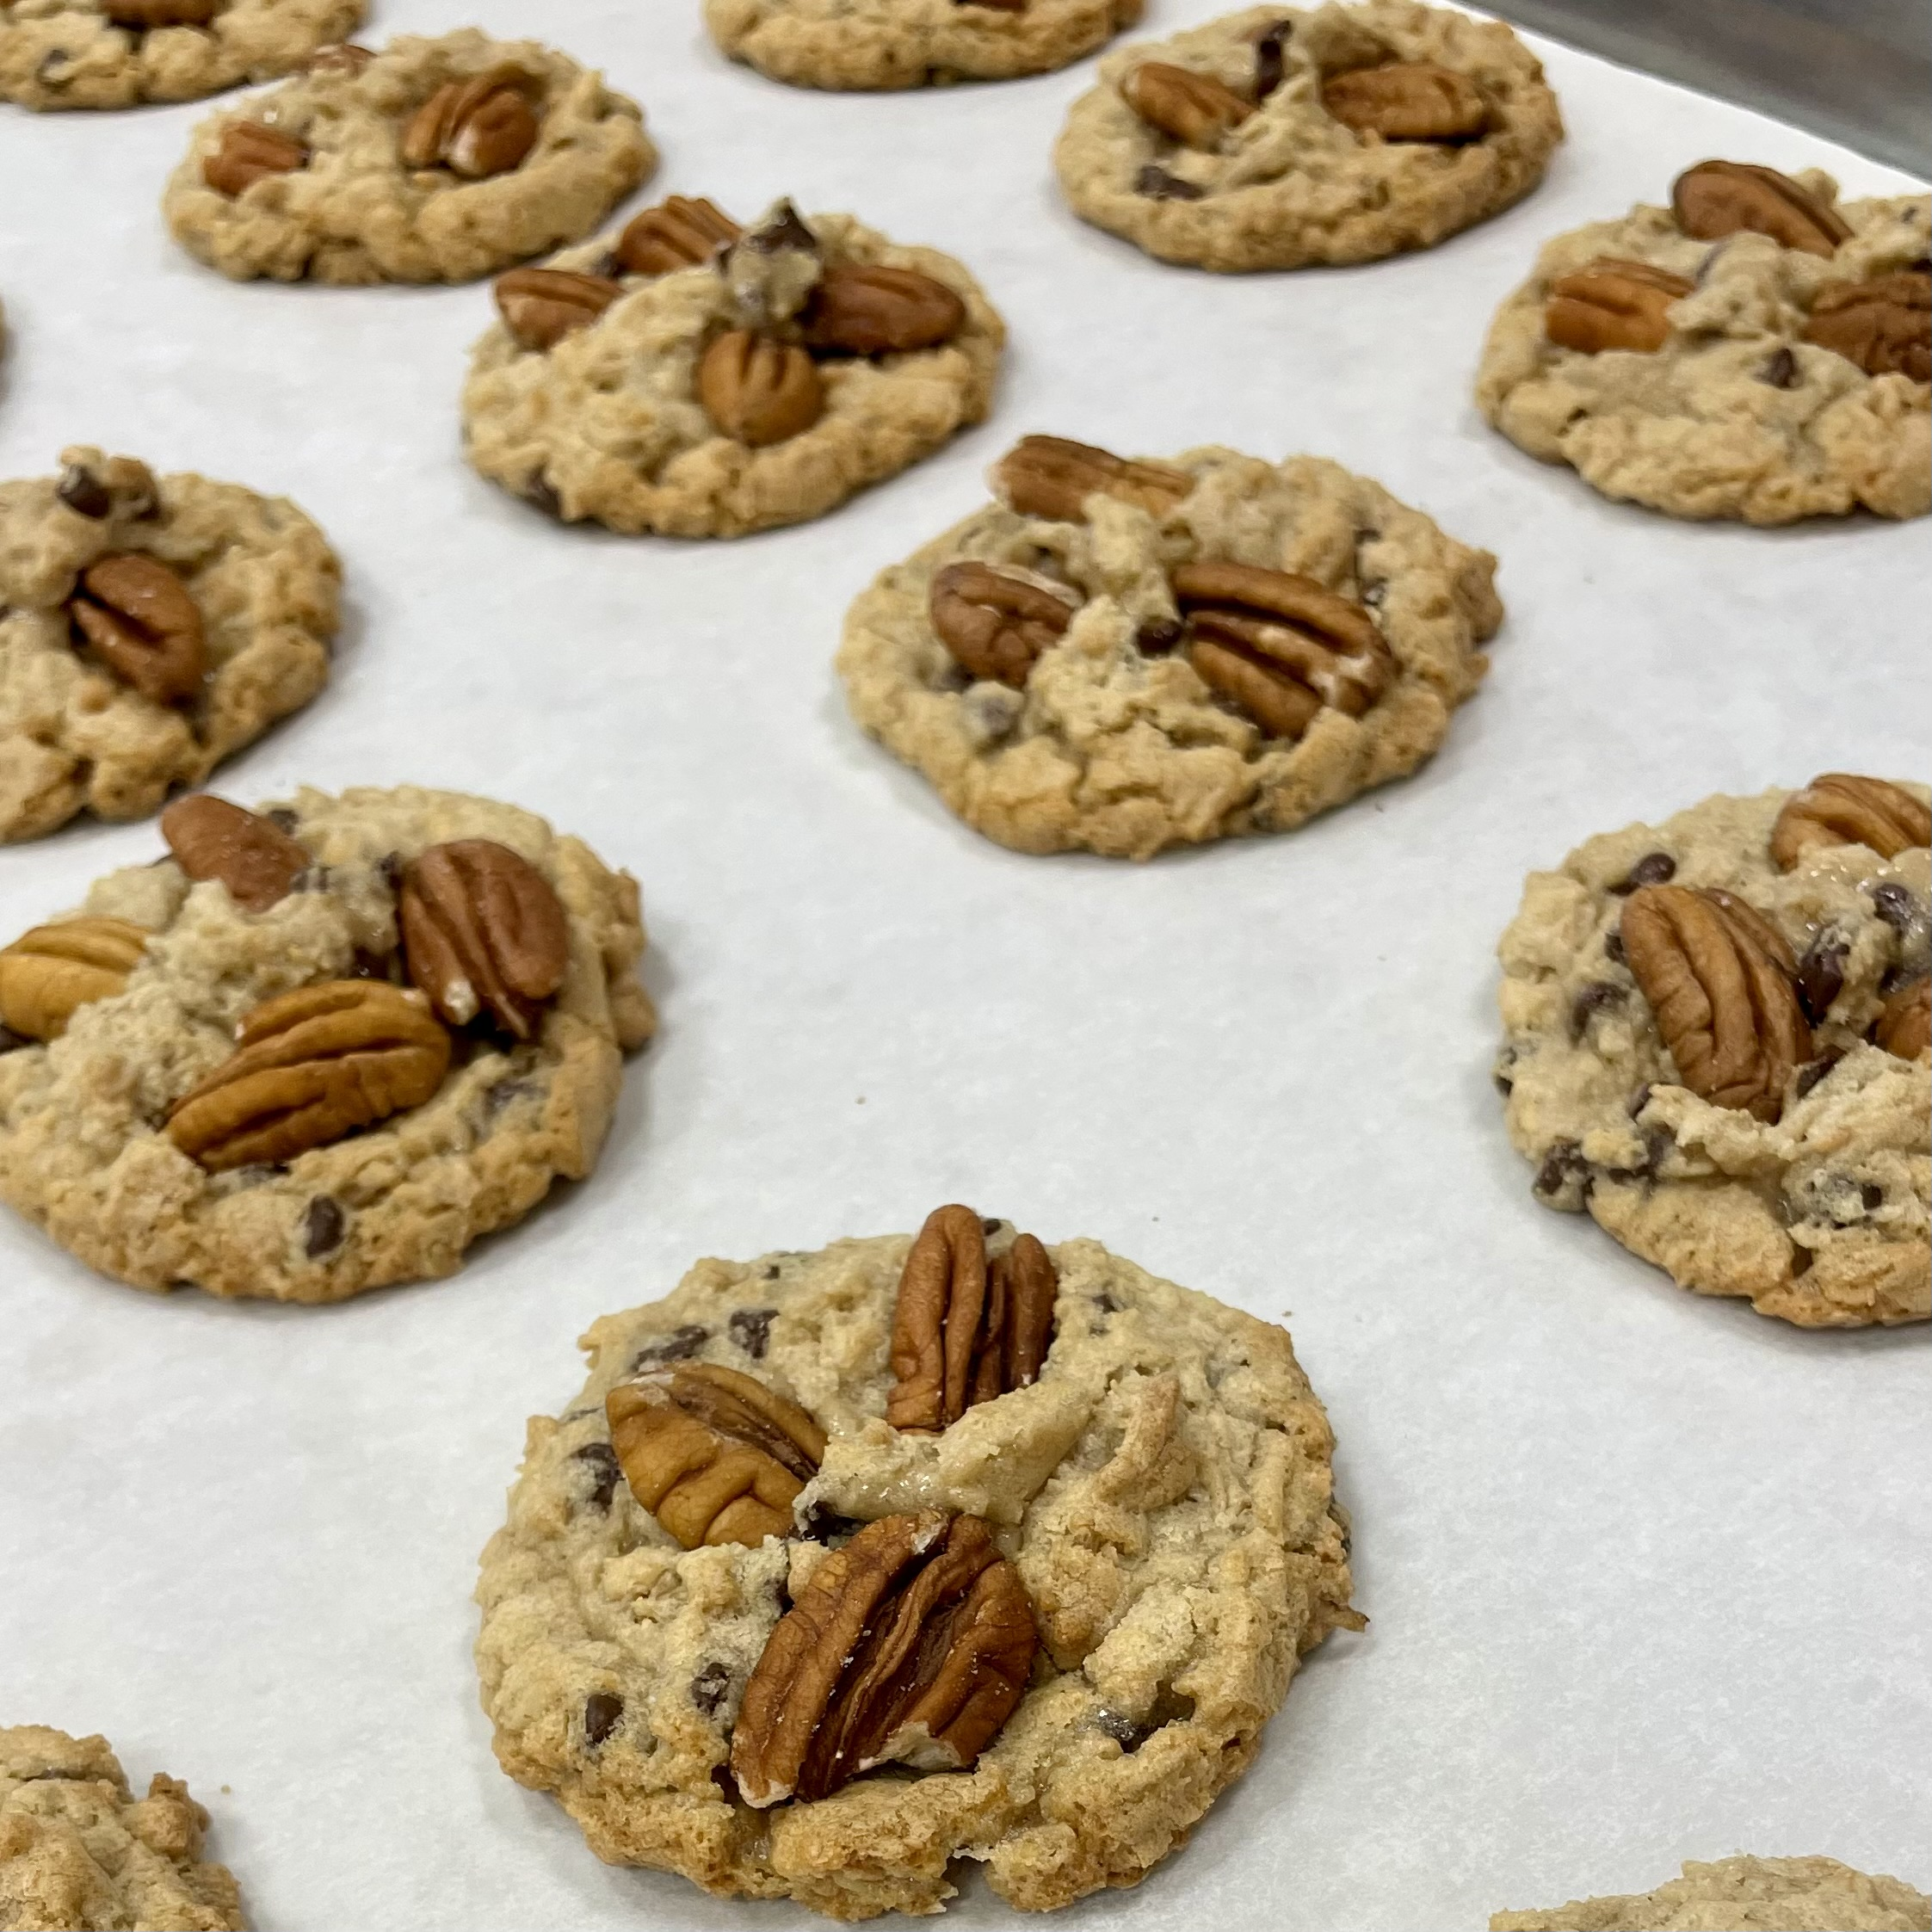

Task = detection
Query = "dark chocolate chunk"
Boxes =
[690,1663,731,1715]
[1534,1139,1591,1207]
[1570,980,1623,1040]
[264,807,299,831]
[1870,881,1918,932]
[1604,930,1626,965]
[1793,1050,1843,1100]
[302,1194,346,1259]
[1794,936,1847,1023]
[631,1324,709,1368]
[1610,851,1676,894]
[1760,345,1799,388]
[56,465,112,520]
[583,1691,622,1747]
[1860,1182,1884,1211]
[727,1307,776,1358]
[1134,617,1183,655]
[571,1441,621,1510]
[1254,19,1293,99]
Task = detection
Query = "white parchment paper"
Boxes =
[1,2,1926,1925]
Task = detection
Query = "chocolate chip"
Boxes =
[762,1262,780,1280]
[1534,1139,1591,1206]
[1096,1709,1153,1751]
[1254,19,1293,99]
[1570,981,1623,1040]
[523,474,565,519]
[1794,936,1848,1023]
[727,1307,776,1358]
[583,1692,622,1747]
[1793,1050,1842,1100]
[1604,930,1626,965]
[1134,617,1183,655]
[745,200,817,255]
[302,1194,345,1258]
[0,1026,28,1056]
[1880,962,1920,996]
[632,1324,708,1368]
[1860,1182,1884,1211]
[571,1441,620,1510]
[1760,345,1799,388]
[980,1217,1003,1236]
[690,1663,731,1715]
[1136,164,1205,201]
[1870,882,1918,932]
[795,1498,864,1543]
[263,807,299,831]
[56,465,112,519]
[1611,852,1676,894]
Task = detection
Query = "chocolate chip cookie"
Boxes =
[475,1206,1359,1919]
[1497,778,1931,1328]
[1491,1855,1932,1932]
[162,32,654,285]
[836,433,1501,858]
[461,195,1003,537]
[1477,164,1931,522]
[0,784,655,1302]
[1053,1,1562,272]
[0,448,338,844]
[0,0,361,110]
[0,1725,245,1931]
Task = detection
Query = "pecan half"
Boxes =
[886,1206,1058,1431]
[1802,272,1931,382]
[697,330,824,446]
[166,981,452,1170]
[1670,161,1850,256]
[104,0,218,25]
[398,839,569,1040]
[1545,257,1694,355]
[1321,62,1486,141]
[161,794,309,912]
[0,919,147,1042]
[1176,560,1392,741]
[1875,978,1929,1060]
[800,263,966,356]
[605,1362,825,1548]
[929,563,1077,688]
[493,269,620,351]
[1770,775,1930,870]
[399,65,539,179]
[1621,886,1812,1122]
[731,1512,1037,1805]
[203,121,306,196]
[1121,63,1253,149]
[991,435,1192,524]
[614,195,742,276]
[67,554,205,705]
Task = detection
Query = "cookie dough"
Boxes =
[0,0,361,110]
[1491,1855,1932,1931]
[1053,2,1562,272]
[704,0,1141,90]
[476,1212,1358,1919]
[1476,172,1931,522]
[461,198,1003,538]
[836,435,1501,858]
[162,31,655,286]
[1,448,338,844]
[0,784,656,1302]
[1496,781,1931,1328]
[0,1725,245,1931]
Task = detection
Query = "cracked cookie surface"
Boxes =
[1053,1,1562,271]
[475,1222,1356,1920]
[1491,1854,1932,1931]
[0,1725,244,1931]
[1496,783,1931,1328]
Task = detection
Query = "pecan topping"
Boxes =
[1620,886,1811,1122]
[800,263,966,356]
[1321,62,1486,141]
[1545,257,1694,355]
[605,1362,825,1548]
[493,269,620,351]
[400,65,540,179]
[614,194,743,276]
[0,919,147,1042]
[929,562,1077,688]
[103,0,217,25]
[1770,775,1930,870]
[1175,560,1392,741]
[398,839,569,1039]
[886,1206,1058,1431]
[697,330,824,446]
[67,554,204,705]
[203,121,306,196]
[1801,272,1931,382]
[166,981,452,1170]
[1121,63,1253,149]
[1876,978,1929,1060]
[1670,161,1850,256]
[161,794,309,912]
[731,1512,1037,1805]
[991,435,1192,524]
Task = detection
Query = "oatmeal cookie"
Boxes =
[0,784,656,1303]
[0,1725,245,1931]
[836,433,1501,858]
[1491,1854,1932,1931]
[1496,778,1931,1328]
[461,195,1003,538]
[475,1207,1358,1919]
[1053,1,1562,272]
[0,448,338,844]
[1476,164,1931,522]
[161,31,654,286]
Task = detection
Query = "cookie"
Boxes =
[1476,164,1931,522]
[0,784,656,1302]
[1496,777,1931,1328]
[1053,1,1562,272]
[0,448,339,844]
[475,1206,1359,1920]
[1491,1854,1932,1931]
[0,1725,245,1932]
[836,432,1501,858]
[161,32,655,286]
[0,0,361,110]
[704,0,1141,91]
[461,196,1003,538]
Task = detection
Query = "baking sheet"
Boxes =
[1,3,1926,1926]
